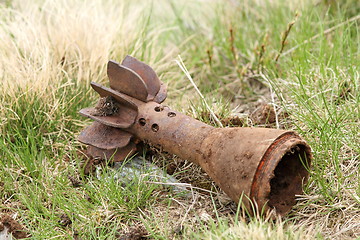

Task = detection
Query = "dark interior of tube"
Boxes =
[268,145,310,215]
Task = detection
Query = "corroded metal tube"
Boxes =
[78,56,312,216]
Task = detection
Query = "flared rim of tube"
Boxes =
[250,132,312,216]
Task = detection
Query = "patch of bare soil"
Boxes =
[68,175,82,187]
[250,103,276,125]
[196,111,245,127]
[221,115,244,127]
[0,214,30,239]
[58,213,72,227]
[117,224,148,240]
[250,103,290,127]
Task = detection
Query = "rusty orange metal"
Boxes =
[78,55,312,216]
[121,55,161,101]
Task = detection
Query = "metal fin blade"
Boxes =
[86,142,137,162]
[122,55,161,101]
[78,122,132,150]
[107,60,148,101]
[79,106,136,128]
[153,82,167,103]
[91,82,138,110]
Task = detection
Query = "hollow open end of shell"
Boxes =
[251,133,312,216]
[267,144,311,215]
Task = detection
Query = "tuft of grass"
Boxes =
[191,217,320,240]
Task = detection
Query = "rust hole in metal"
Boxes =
[154,106,164,112]
[168,112,176,117]
[268,145,310,215]
[139,118,146,126]
[151,123,159,132]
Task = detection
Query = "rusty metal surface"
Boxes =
[78,121,132,150]
[127,102,214,162]
[200,128,311,215]
[86,141,137,163]
[78,55,312,216]
[250,133,312,215]
[79,106,137,128]
[107,60,148,101]
[152,82,167,103]
[91,82,139,109]
[122,55,161,101]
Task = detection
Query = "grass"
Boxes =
[0,0,359,239]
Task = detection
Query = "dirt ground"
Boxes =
[0,214,30,239]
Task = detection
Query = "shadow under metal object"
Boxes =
[78,56,312,216]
